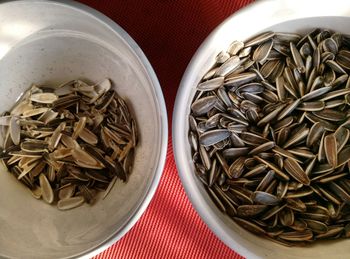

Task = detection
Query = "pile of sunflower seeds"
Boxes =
[0,79,138,210]
[189,29,350,246]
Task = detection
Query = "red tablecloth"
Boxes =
[77,0,253,258]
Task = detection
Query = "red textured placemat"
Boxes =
[76,0,253,258]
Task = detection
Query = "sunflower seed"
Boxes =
[290,42,305,73]
[237,205,267,217]
[324,134,338,167]
[22,107,50,118]
[288,148,315,159]
[191,96,217,116]
[329,182,350,204]
[325,99,345,108]
[306,122,325,147]
[228,41,244,55]
[225,72,257,87]
[313,109,346,122]
[248,141,275,155]
[257,104,286,126]
[335,127,349,151]
[284,158,310,185]
[30,93,58,104]
[297,101,325,111]
[228,157,245,179]
[261,204,287,221]
[287,198,306,213]
[57,196,85,210]
[197,77,224,91]
[222,147,250,159]
[301,86,332,101]
[277,99,301,120]
[31,185,42,199]
[253,40,273,63]
[320,88,350,101]
[215,56,241,77]
[336,50,350,70]
[9,116,20,145]
[282,125,309,149]
[39,174,54,204]
[316,226,344,239]
[48,122,65,151]
[256,170,275,192]
[280,208,295,226]
[254,156,289,181]
[238,47,252,58]
[279,230,313,242]
[240,132,267,145]
[261,60,280,79]
[199,129,231,147]
[245,31,275,47]
[58,184,76,200]
[189,29,350,245]
[78,128,98,145]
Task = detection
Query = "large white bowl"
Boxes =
[173,0,350,258]
[0,1,167,258]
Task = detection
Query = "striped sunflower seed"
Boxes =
[189,28,350,246]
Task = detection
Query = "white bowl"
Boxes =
[0,1,167,258]
[173,0,350,258]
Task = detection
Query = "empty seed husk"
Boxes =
[0,79,138,210]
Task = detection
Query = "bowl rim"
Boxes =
[0,0,168,258]
[173,0,350,258]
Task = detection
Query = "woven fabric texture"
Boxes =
[77,0,254,258]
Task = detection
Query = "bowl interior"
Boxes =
[174,2,350,258]
[0,1,165,258]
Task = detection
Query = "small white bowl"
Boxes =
[173,0,350,258]
[0,1,167,258]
